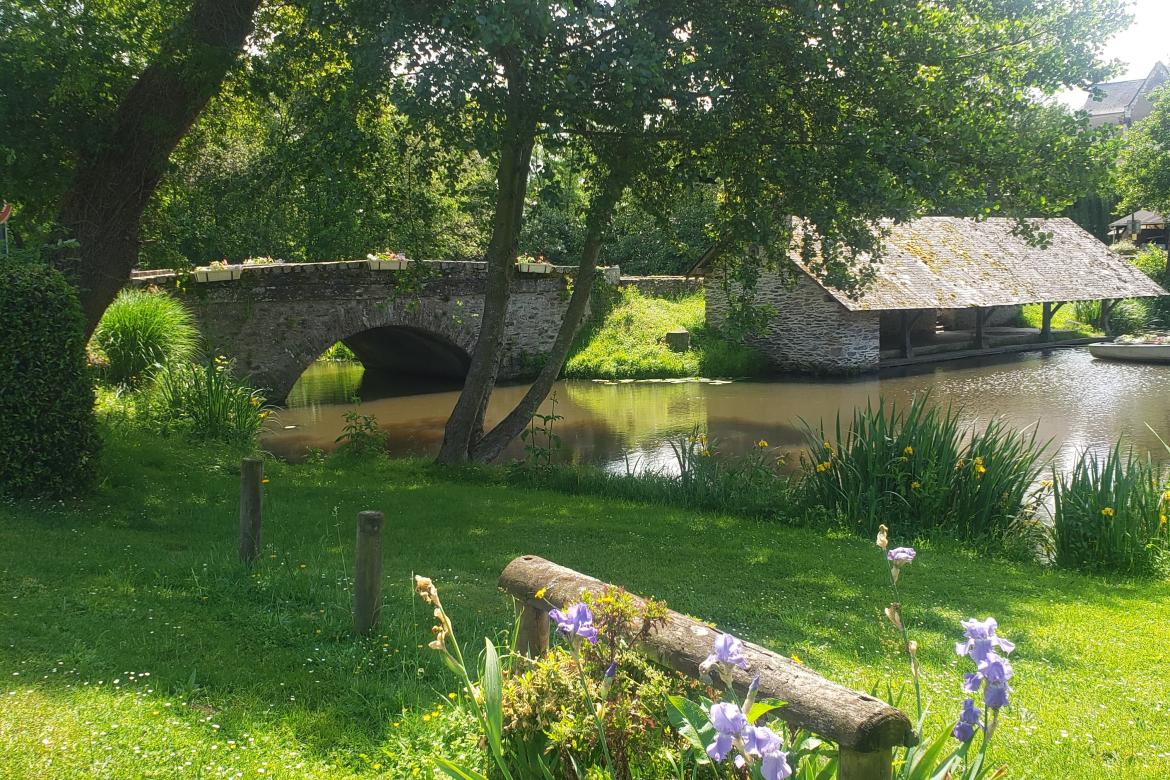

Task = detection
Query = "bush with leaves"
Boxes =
[0,259,100,497]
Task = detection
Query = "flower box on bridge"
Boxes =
[192,266,243,283]
[366,254,413,271]
[517,261,554,274]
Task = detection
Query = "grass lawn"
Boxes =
[564,287,768,379]
[1,430,1168,778]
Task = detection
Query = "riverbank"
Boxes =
[1,428,1168,778]
[564,287,769,379]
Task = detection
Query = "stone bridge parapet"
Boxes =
[130,260,620,402]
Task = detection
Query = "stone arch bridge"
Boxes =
[130,260,619,403]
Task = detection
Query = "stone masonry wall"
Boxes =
[132,261,581,402]
[617,275,703,298]
[706,270,880,374]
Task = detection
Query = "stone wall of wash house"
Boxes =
[706,270,881,374]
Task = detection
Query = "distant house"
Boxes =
[1108,210,1167,248]
[1081,62,1168,128]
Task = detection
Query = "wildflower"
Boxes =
[876,524,889,550]
[261,478,269,484]
[604,660,618,679]
[548,603,598,645]
[955,617,1015,663]
[904,445,914,456]
[887,547,916,566]
[815,461,831,473]
[952,698,982,743]
[977,653,1013,710]
[706,702,748,761]
[701,633,749,678]
[1161,514,1168,527]
[250,397,260,407]
[910,481,921,490]
[757,439,768,448]
[1101,507,1115,518]
[823,440,834,453]
[1040,479,1054,489]
[535,587,547,600]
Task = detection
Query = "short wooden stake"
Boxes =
[238,457,263,564]
[516,604,550,658]
[838,747,894,780]
[353,510,384,635]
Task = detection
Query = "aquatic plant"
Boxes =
[92,288,198,386]
[150,357,270,446]
[1051,442,1169,576]
[799,396,1049,549]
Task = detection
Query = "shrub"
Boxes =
[799,397,1049,548]
[1051,443,1169,576]
[0,262,100,497]
[150,358,270,446]
[92,288,198,385]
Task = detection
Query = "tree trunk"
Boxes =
[435,108,537,464]
[470,165,629,463]
[54,0,262,337]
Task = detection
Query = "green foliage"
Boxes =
[1115,83,1170,228]
[149,358,269,446]
[799,397,1049,549]
[565,287,767,379]
[319,341,357,362]
[1052,443,1170,576]
[1017,303,1101,337]
[91,289,198,385]
[521,392,563,466]
[0,261,100,497]
[334,408,388,456]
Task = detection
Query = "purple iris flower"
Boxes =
[548,603,598,645]
[955,617,1015,663]
[951,698,982,743]
[604,660,618,679]
[742,725,782,757]
[887,547,916,566]
[705,633,749,671]
[760,751,793,780]
[978,654,1013,710]
[706,702,748,762]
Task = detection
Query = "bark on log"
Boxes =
[498,555,915,753]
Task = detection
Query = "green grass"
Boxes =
[565,287,768,379]
[1,430,1169,778]
[1018,303,1102,338]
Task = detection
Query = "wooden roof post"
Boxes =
[973,307,987,350]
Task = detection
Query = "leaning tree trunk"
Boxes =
[54,0,262,337]
[470,165,629,463]
[435,96,537,464]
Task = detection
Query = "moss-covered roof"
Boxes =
[801,217,1166,311]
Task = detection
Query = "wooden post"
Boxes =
[238,457,263,564]
[839,747,894,780]
[353,510,384,635]
[900,311,923,358]
[973,307,987,350]
[516,604,550,658]
[1100,299,1116,337]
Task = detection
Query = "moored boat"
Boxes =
[1089,342,1170,363]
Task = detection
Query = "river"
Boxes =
[262,348,1170,474]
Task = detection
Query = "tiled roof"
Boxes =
[799,217,1166,311]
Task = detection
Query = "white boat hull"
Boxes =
[1089,343,1170,364]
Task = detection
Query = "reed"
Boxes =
[150,358,270,446]
[1051,443,1169,576]
[799,396,1049,548]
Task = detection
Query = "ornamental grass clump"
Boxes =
[1051,442,1169,576]
[92,289,198,386]
[800,396,1048,549]
[150,357,271,446]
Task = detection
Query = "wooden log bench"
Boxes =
[499,555,916,780]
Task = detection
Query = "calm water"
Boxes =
[263,348,1170,473]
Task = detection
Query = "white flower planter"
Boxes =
[367,258,412,271]
[193,268,242,282]
[517,262,554,274]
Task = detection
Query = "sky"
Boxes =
[1059,0,1170,108]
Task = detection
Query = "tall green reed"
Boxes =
[150,357,270,446]
[800,396,1049,548]
[92,289,198,385]
[1051,443,1169,576]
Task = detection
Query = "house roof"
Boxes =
[692,217,1164,311]
[1108,210,1165,229]
[1082,62,1169,117]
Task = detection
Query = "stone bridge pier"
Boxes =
[131,260,617,403]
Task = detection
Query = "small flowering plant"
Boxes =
[874,526,1014,780]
